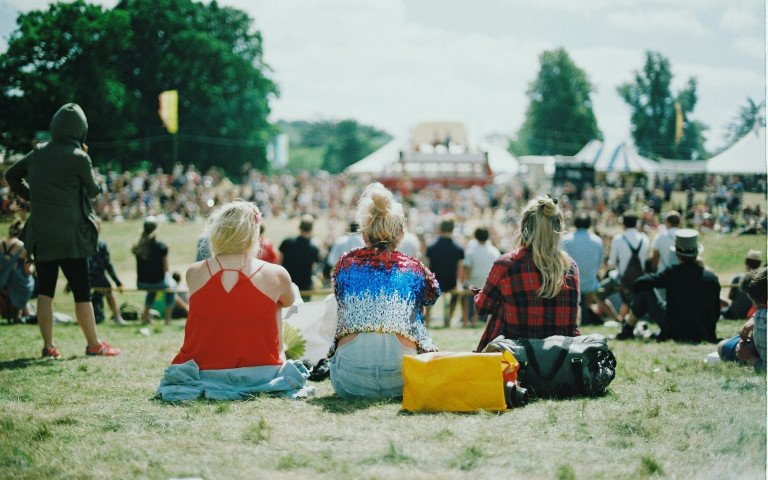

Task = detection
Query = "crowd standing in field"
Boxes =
[1,104,766,393]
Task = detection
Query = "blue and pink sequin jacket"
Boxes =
[333,247,440,352]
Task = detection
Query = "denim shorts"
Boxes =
[137,279,175,308]
[720,335,741,362]
[330,333,417,399]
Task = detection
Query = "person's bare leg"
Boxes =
[37,295,54,348]
[106,291,125,323]
[164,305,173,325]
[75,301,100,348]
[599,298,623,322]
[460,294,469,327]
[142,306,151,324]
[446,295,458,327]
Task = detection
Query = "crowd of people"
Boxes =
[1,103,766,403]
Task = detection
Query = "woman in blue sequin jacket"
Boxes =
[330,182,440,399]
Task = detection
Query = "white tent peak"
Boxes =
[707,126,766,174]
[575,138,659,173]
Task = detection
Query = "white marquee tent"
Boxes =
[575,139,659,173]
[707,127,766,175]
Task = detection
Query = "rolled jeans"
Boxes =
[137,279,175,308]
[330,332,417,399]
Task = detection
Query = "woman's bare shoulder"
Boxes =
[186,260,213,293]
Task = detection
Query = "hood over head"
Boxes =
[50,103,88,145]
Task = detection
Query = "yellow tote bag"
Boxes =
[402,351,516,412]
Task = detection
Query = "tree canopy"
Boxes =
[617,51,707,160]
[511,48,601,156]
[0,0,277,174]
[723,97,765,150]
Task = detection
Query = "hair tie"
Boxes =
[253,206,262,225]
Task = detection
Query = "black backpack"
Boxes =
[620,236,644,290]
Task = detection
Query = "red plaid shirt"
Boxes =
[475,247,580,351]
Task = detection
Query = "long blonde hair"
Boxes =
[206,200,261,256]
[517,196,569,298]
[356,182,405,250]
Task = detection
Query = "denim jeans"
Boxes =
[137,279,175,308]
[330,333,417,399]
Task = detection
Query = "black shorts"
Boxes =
[36,258,91,303]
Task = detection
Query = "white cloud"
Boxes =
[733,36,766,59]
[606,10,709,37]
[720,8,761,32]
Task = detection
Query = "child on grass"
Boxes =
[717,267,767,371]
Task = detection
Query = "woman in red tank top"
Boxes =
[170,201,296,371]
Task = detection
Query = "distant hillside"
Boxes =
[276,120,392,173]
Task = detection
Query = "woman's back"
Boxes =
[173,258,287,370]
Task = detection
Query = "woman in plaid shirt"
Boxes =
[474,196,580,351]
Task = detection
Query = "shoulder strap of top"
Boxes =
[247,260,267,278]
[205,258,213,275]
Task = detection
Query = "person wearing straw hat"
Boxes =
[615,229,721,342]
[721,249,763,320]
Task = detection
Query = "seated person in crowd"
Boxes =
[474,195,580,352]
[616,229,720,342]
[718,267,767,371]
[330,182,440,399]
[132,217,174,325]
[721,249,762,319]
[157,201,308,401]
[0,220,35,322]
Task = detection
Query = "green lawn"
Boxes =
[0,219,765,479]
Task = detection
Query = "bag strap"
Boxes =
[520,336,574,381]
[570,357,587,395]
[622,235,642,255]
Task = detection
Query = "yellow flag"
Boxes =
[674,102,683,144]
[158,90,179,134]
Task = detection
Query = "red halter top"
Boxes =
[171,258,282,370]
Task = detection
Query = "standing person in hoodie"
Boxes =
[4,103,121,358]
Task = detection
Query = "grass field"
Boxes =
[0,219,766,479]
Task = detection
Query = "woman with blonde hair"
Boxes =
[474,195,580,352]
[330,182,440,399]
[157,200,308,401]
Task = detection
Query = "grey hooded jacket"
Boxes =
[5,103,101,261]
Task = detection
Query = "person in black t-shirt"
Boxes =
[279,215,320,301]
[132,217,174,324]
[425,215,465,328]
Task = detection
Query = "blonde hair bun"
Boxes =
[539,197,557,217]
[357,182,405,249]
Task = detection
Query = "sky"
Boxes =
[0,0,765,153]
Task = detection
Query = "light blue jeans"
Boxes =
[330,333,417,399]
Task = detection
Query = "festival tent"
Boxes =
[344,138,519,177]
[478,141,519,176]
[344,138,404,175]
[706,127,766,175]
[575,139,659,173]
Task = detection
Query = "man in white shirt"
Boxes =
[464,227,501,327]
[596,213,650,321]
[326,222,365,269]
[650,211,681,274]
[560,213,605,325]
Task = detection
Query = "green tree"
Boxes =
[511,48,601,156]
[321,120,392,174]
[0,1,133,154]
[617,51,708,160]
[0,0,277,174]
[723,97,765,148]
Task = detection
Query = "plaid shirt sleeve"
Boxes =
[475,259,507,351]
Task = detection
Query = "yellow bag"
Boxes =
[402,351,518,412]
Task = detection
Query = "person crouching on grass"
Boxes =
[156,200,309,401]
[718,267,767,371]
[473,195,580,351]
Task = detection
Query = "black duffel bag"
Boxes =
[483,334,617,398]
